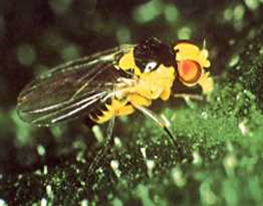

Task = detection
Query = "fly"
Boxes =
[17,37,214,168]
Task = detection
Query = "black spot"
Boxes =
[88,98,113,122]
[104,98,112,105]
[100,103,109,112]
[134,37,176,71]
[89,109,99,120]
[89,106,105,121]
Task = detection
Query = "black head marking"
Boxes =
[134,37,176,72]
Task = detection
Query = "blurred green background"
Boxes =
[1,0,263,205]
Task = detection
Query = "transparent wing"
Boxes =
[17,45,133,126]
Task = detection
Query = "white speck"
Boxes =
[229,39,236,46]
[140,148,156,177]
[92,125,104,143]
[111,160,119,169]
[43,165,48,175]
[114,137,122,148]
[229,55,240,67]
[97,167,104,174]
[40,198,48,206]
[46,185,53,198]
[146,160,155,177]
[37,145,46,156]
[110,160,121,178]
[146,160,155,170]
[238,119,249,135]
[34,169,42,175]
[81,199,89,206]
[76,152,86,164]
[140,147,147,159]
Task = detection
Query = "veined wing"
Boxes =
[17,45,134,126]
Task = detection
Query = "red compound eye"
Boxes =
[177,60,202,84]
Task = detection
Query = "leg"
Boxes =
[133,104,182,161]
[87,115,116,174]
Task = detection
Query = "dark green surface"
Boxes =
[1,0,263,205]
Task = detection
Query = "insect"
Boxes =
[17,37,213,163]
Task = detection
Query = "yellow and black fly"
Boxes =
[17,37,213,153]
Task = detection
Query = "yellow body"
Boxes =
[92,61,175,124]
[91,42,213,124]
